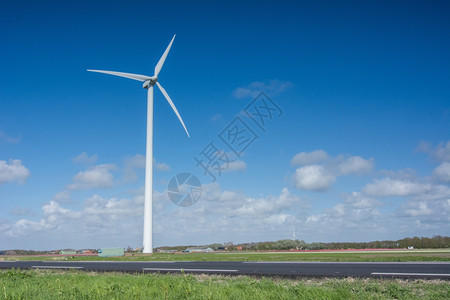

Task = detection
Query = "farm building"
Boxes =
[183,247,213,253]
[98,248,125,257]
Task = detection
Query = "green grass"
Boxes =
[2,249,449,262]
[0,269,449,300]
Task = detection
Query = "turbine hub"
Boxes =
[143,76,158,89]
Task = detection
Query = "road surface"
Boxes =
[1,261,449,279]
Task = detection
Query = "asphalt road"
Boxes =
[1,261,449,279]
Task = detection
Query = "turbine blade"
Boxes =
[87,69,151,82]
[156,82,190,138]
[154,35,176,76]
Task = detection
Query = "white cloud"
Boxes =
[395,196,449,232]
[304,194,382,234]
[337,156,374,175]
[233,80,293,99]
[68,164,116,190]
[417,140,450,162]
[344,192,381,208]
[433,162,450,183]
[0,182,309,248]
[409,184,450,201]
[52,190,73,203]
[123,154,145,182]
[73,152,98,164]
[155,162,171,172]
[403,201,433,217]
[42,201,72,219]
[224,160,247,172]
[0,159,30,186]
[362,178,431,197]
[293,165,335,191]
[3,194,144,240]
[290,151,373,192]
[291,150,329,166]
[5,219,52,237]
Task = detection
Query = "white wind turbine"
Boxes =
[88,35,189,253]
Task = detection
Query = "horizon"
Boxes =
[1,1,449,251]
[2,234,448,252]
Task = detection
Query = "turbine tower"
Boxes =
[88,35,189,253]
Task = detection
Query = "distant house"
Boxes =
[60,250,77,255]
[0,251,6,255]
[156,249,178,254]
[184,247,213,253]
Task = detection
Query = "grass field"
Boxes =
[0,269,449,300]
[2,249,449,263]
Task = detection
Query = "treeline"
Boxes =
[323,236,450,250]
[208,235,450,251]
[0,250,49,255]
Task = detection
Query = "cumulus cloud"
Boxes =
[68,164,116,190]
[3,194,145,239]
[395,196,449,232]
[73,152,98,164]
[344,192,382,208]
[402,201,433,217]
[233,80,293,99]
[5,219,51,237]
[155,162,171,172]
[433,162,450,183]
[417,140,450,162]
[52,190,73,204]
[305,193,382,233]
[224,160,247,172]
[362,178,431,197]
[337,156,374,175]
[293,165,335,191]
[291,150,329,166]
[1,181,309,247]
[123,154,145,182]
[290,150,373,191]
[0,159,30,186]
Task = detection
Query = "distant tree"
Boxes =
[307,243,325,250]
[208,243,223,250]
[274,239,298,250]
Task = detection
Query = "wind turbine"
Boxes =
[88,35,189,253]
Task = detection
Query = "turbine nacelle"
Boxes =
[143,76,158,89]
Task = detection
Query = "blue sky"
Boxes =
[0,0,449,250]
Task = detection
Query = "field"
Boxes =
[0,269,449,300]
[2,249,449,262]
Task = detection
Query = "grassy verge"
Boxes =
[2,250,449,262]
[0,269,449,299]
